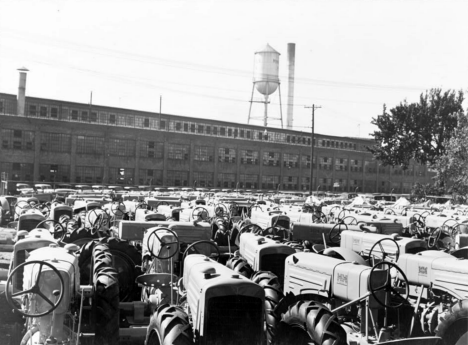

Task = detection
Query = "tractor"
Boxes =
[273,250,466,345]
[2,239,120,345]
[145,253,266,345]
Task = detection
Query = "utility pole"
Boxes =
[305,104,321,195]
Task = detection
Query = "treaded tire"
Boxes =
[278,300,346,345]
[78,237,142,301]
[146,304,193,345]
[92,243,119,345]
[226,256,253,278]
[265,284,284,345]
[436,299,468,345]
[251,270,282,290]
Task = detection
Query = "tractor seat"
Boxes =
[136,273,178,287]
[145,213,166,221]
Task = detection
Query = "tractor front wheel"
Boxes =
[436,300,468,345]
[146,304,193,345]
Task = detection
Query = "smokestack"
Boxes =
[17,67,29,116]
[286,43,295,130]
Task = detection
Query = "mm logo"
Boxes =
[418,266,428,276]
[337,273,348,286]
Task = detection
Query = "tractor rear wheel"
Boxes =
[277,300,346,345]
[251,270,282,290]
[78,237,141,302]
[146,304,193,345]
[92,243,119,345]
[226,256,254,278]
[436,300,468,345]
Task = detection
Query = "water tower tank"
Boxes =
[254,44,280,96]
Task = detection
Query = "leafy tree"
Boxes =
[411,182,445,200]
[368,89,464,169]
[433,113,468,196]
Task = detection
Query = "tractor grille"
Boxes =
[261,254,288,284]
[275,218,290,229]
[206,295,262,345]
[18,219,41,232]
[54,209,71,222]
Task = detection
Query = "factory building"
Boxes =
[0,89,432,194]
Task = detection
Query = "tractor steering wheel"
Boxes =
[87,209,108,235]
[312,211,328,224]
[368,238,400,265]
[110,201,126,217]
[428,227,442,249]
[5,260,65,317]
[136,202,151,211]
[328,223,348,245]
[214,203,228,217]
[147,228,180,259]
[191,206,210,222]
[369,261,409,309]
[262,226,288,240]
[183,240,220,262]
[36,219,66,241]
[240,223,263,235]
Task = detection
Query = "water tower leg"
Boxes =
[278,84,284,129]
[264,94,268,127]
[247,83,255,124]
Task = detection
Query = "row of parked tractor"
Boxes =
[0,189,467,345]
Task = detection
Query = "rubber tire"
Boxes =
[92,243,120,345]
[251,270,282,290]
[265,284,284,345]
[278,300,346,345]
[78,237,142,302]
[436,300,468,345]
[146,304,193,345]
[226,256,254,278]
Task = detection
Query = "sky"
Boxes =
[0,0,467,138]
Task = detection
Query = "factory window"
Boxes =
[81,111,88,122]
[191,124,196,133]
[194,145,214,162]
[239,174,258,189]
[140,141,163,158]
[217,173,236,188]
[263,151,280,166]
[292,136,296,144]
[139,169,163,185]
[1,129,34,151]
[143,118,149,127]
[76,136,105,155]
[167,143,189,160]
[206,126,211,134]
[246,131,251,139]
[39,164,70,183]
[261,175,279,189]
[40,106,47,117]
[240,129,244,138]
[218,147,236,163]
[29,105,37,116]
[193,171,213,187]
[70,110,78,120]
[228,128,232,137]
[283,153,299,168]
[183,123,188,132]
[107,114,115,124]
[286,135,290,143]
[282,176,298,190]
[307,138,311,145]
[3,162,34,181]
[50,107,58,118]
[166,170,188,187]
[220,127,226,136]
[240,150,259,165]
[40,133,71,153]
[301,155,316,168]
[108,167,133,185]
[213,127,218,135]
[198,125,204,133]
[0,100,3,113]
[108,138,135,157]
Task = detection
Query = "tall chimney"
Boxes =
[286,43,295,130]
[17,67,29,116]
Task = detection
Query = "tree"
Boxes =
[368,89,464,169]
[433,113,468,196]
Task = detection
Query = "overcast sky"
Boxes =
[1,0,467,138]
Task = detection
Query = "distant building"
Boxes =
[0,92,433,193]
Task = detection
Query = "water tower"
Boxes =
[248,44,283,128]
